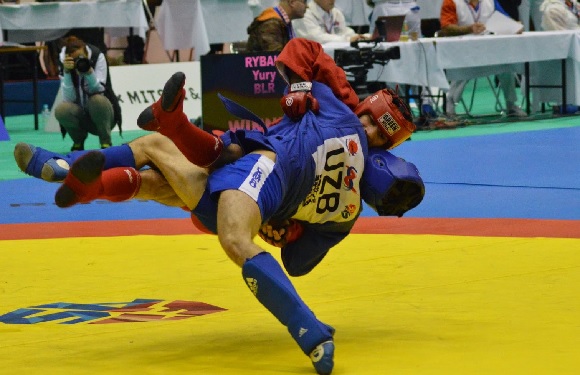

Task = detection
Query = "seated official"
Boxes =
[246,0,307,52]
[293,0,369,43]
[440,0,527,118]
[55,36,122,151]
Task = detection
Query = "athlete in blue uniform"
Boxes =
[131,38,419,374]
[15,38,423,375]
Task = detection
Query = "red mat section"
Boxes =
[1,217,578,240]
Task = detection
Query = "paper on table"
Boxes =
[485,11,524,35]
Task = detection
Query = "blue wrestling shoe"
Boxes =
[310,340,335,375]
[14,142,70,182]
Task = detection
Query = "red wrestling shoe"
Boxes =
[136,71,225,168]
[137,71,187,132]
[55,151,105,208]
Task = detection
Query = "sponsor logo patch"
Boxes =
[378,112,400,135]
[0,299,226,324]
[341,204,357,219]
[249,167,263,188]
[347,139,359,156]
[343,166,358,193]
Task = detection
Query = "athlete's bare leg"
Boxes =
[129,133,208,210]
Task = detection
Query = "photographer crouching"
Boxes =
[56,36,122,151]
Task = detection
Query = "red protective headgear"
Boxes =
[355,88,416,149]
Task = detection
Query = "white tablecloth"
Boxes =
[433,31,573,69]
[155,0,210,59]
[0,0,148,43]
[200,0,256,44]
[324,30,580,105]
[429,31,580,106]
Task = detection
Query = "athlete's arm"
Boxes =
[275,38,359,111]
[281,226,349,277]
[280,221,354,277]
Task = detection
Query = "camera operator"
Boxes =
[55,36,122,151]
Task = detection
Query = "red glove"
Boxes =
[280,82,320,121]
[258,219,304,248]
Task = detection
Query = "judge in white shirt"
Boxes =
[293,0,369,43]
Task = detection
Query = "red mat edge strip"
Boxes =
[1,217,578,240]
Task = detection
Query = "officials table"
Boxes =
[0,45,47,130]
[0,0,148,44]
[324,30,580,111]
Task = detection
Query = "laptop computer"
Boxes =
[372,15,407,42]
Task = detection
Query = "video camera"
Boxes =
[334,39,400,68]
[334,39,400,98]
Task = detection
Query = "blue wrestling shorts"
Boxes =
[192,153,284,233]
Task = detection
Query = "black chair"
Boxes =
[421,18,441,38]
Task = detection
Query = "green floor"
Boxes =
[2,77,579,182]
[1,117,149,181]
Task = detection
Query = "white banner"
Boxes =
[46,62,202,132]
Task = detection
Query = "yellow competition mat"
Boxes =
[1,234,579,375]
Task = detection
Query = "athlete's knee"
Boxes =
[128,133,165,166]
[218,232,247,265]
[218,231,262,267]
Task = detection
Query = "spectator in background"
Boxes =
[293,0,369,43]
[367,0,422,38]
[246,0,308,51]
[55,36,122,151]
[440,0,527,118]
[541,0,579,30]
